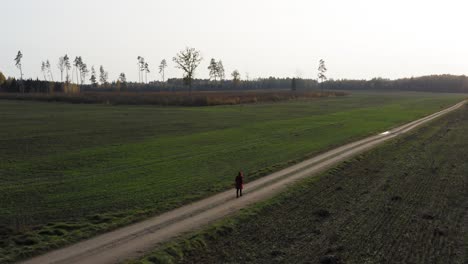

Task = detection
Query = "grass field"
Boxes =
[0,91,465,262]
[141,104,468,264]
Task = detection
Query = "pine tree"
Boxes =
[89,66,97,86]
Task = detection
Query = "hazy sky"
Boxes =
[1,0,468,82]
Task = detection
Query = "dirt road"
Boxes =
[21,100,466,264]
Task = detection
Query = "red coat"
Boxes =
[235,175,244,189]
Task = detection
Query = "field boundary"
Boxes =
[0,91,347,107]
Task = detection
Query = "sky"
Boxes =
[1,0,468,83]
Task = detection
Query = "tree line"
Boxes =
[2,49,468,94]
[2,48,330,94]
[321,75,468,93]
[4,74,468,94]
[7,48,250,89]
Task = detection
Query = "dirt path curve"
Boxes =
[21,100,466,264]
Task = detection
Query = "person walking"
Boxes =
[235,171,244,198]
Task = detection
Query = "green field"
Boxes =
[141,104,468,264]
[0,92,465,261]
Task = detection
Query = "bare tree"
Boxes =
[57,56,65,82]
[159,59,167,82]
[216,60,225,81]
[41,61,47,81]
[64,55,71,83]
[14,51,23,80]
[46,60,54,81]
[99,65,108,85]
[172,47,203,94]
[318,59,327,91]
[208,58,218,81]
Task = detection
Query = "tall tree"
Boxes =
[318,59,327,91]
[118,72,127,83]
[57,56,65,82]
[117,73,127,92]
[64,55,71,83]
[216,60,225,81]
[144,62,150,83]
[89,66,97,87]
[73,56,82,84]
[208,58,218,81]
[99,65,108,85]
[46,60,54,81]
[137,56,141,83]
[137,56,145,83]
[231,70,241,86]
[14,50,23,80]
[158,59,167,82]
[79,62,88,85]
[172,47,202,94]
[41,61,47,81]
